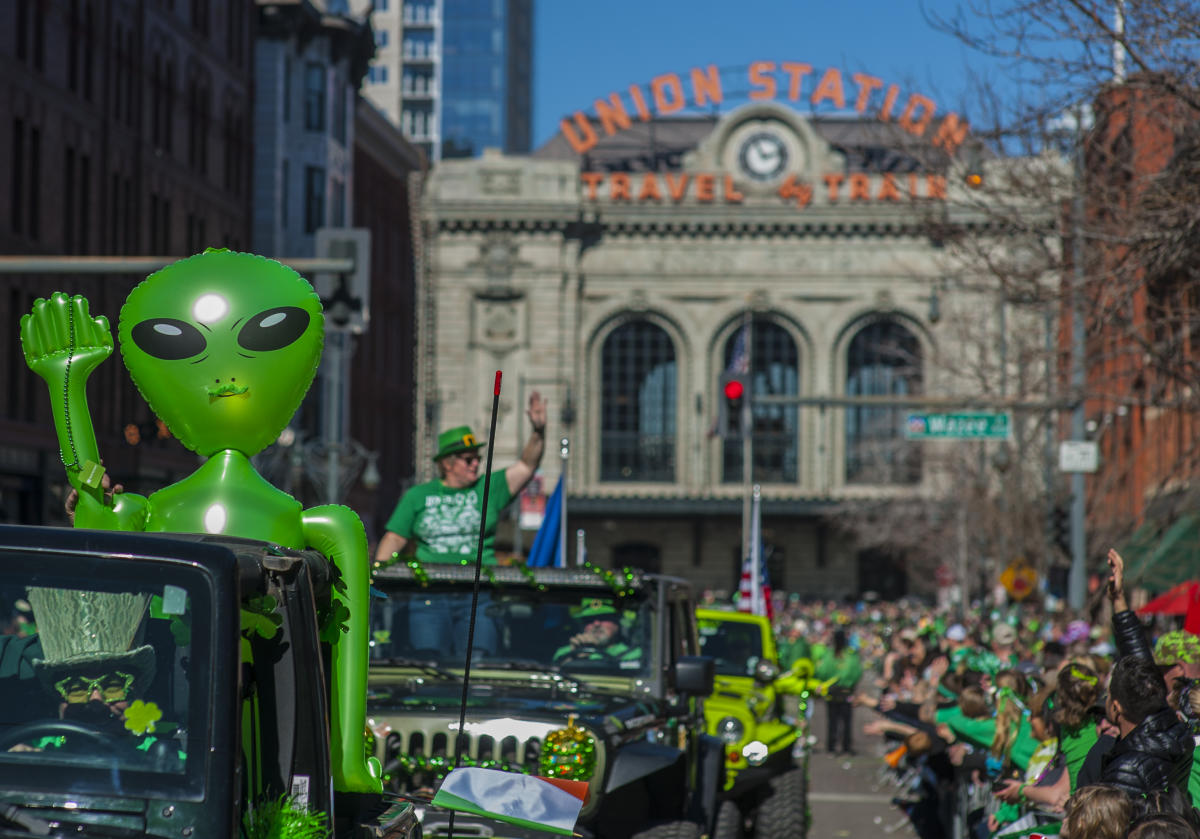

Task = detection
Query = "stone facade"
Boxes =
[416,102,1049,599]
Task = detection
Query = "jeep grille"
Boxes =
[379,723,557,790]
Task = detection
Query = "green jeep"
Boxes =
[367,562,722,839]
[696,608,811,839]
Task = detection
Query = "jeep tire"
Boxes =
[713,799,745,839]
[629,819,702,839]
[754,767,807,837]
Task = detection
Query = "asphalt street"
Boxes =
[805,700,915,839]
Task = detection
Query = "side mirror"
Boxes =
[674,655,715,697]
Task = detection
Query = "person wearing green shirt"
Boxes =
[817,629,862,756]
[374,393,547,658]
[778,621,812,672]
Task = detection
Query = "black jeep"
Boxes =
[367,563,722,839]
[0,525,418,839]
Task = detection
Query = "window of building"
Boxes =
[166,63,175,150]
[331,178,345,227]
[67,0,80,92]
[63,147,76,252]
[845,318,922,484]
[28,127,39,239]
[188,78,210,175]
[186,212,206,253]
[375,30,388,47]
[721,318,800,484]
[304,166,325,233]
[368,65,389,85]
[304,63,326,131]
[280,159,289,230]
[10,118,23,234]
[192,0,209,36]
[332,80,346,144]
[82,2,94,101]
[599,320,676,482]
[282,55,291,123]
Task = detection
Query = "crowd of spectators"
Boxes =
[769,549,1200,839]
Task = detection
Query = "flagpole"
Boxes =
[741,309,753,560]
[558,437,569,569]
[750,484,763,616]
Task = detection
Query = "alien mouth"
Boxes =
[208,384,249,399]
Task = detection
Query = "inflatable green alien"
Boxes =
[20,248,381,794]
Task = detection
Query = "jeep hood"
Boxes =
[367,675,650,720]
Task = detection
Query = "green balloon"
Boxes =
[20,249,380,794]
[119,249,324,458]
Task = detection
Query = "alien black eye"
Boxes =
[131,318,208,360]
[237,306,311,352]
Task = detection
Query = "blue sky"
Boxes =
[531,0,1012,149]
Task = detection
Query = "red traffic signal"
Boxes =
[718,372,750,438]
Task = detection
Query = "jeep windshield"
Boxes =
[370,573,653,679]
[697,616,763,677]
[0,546,215,803]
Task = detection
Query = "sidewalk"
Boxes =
[806,699,913,838]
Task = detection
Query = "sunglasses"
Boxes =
[54,671,134,704]
[456,452,481,464]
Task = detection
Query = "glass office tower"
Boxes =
[440,0,532,159]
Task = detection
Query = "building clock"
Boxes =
[737,130,789,182]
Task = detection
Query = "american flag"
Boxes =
[727,323,750,375]
[737,550,773,619]
[737,486,772,618]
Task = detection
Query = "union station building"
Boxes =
[412,68,1047,599]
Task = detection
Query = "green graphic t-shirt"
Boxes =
[385,471,513,564]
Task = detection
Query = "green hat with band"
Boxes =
[434,425,486,461]
[573,597,619,621]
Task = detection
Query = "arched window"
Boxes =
[600,320,676,482]
[845,319,922,484]
[721,318,799,484]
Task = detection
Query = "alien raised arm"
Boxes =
[20,249,380,794]
[20,294,144,528]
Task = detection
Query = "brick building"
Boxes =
[0,0,257,523]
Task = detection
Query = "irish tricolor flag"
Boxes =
[431,768,589,836]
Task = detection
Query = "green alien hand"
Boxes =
[20,293,113,490]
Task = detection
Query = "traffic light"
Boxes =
[718,372,750,438]
[963,140,984,189]
[1048,505,1070,554]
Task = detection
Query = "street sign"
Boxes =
[1059,440,1099,473]
[905,412,1012,440]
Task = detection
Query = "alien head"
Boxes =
[118,250,324,457]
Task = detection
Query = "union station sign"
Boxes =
[560,62,971,209]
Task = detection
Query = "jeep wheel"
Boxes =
[713,799,745,839]
[629,819,702,839]
[753,767,807,837]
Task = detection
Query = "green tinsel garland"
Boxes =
[582,563,636,598]
[242,794,328,839]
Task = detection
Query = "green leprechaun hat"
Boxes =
[27,587,157,702]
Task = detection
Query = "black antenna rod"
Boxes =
[448,370,502,837]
